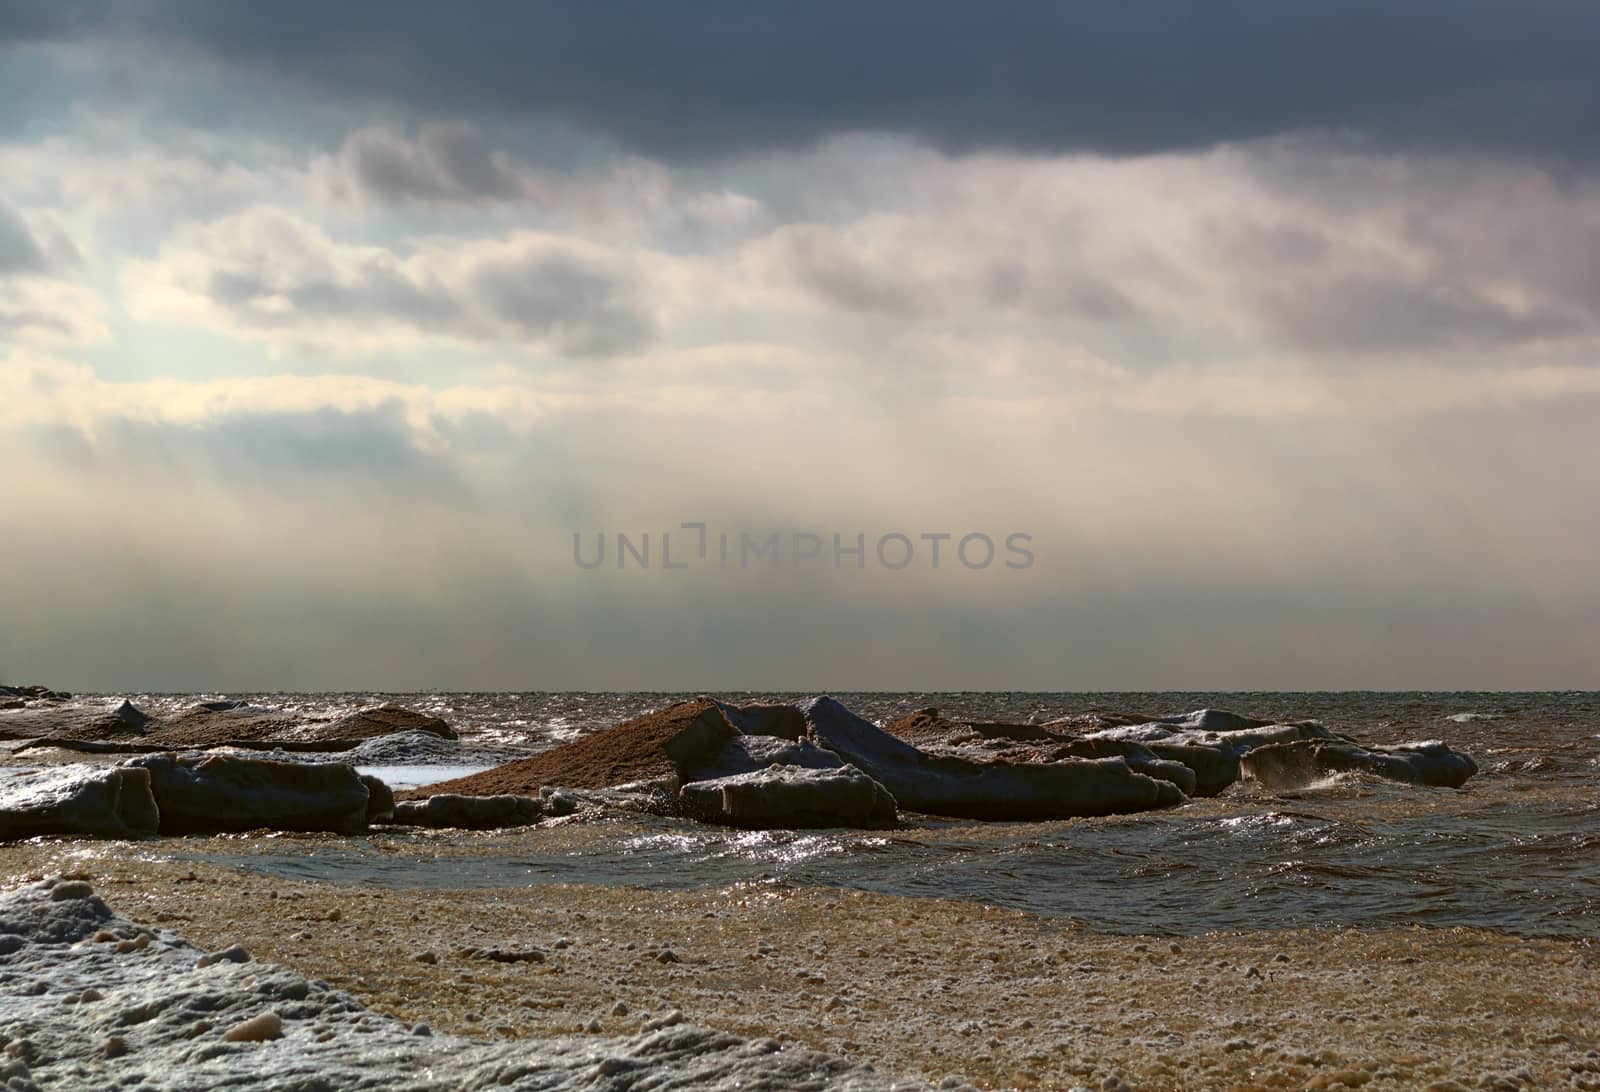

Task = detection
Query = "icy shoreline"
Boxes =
[0,876,933,1091]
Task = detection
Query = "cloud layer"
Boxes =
[3,9,1598,689]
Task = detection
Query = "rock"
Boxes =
[49,880,96,901]
[222,1012,283,1042]
[680,764,899,828]
[123,753,372,834]
[1242,738,1478,790]
[884,709,1200,796]
[709,699,809,740]
[359,775,396,823]
[397,700,736,799]
[1038,738,1199,797]
[1084,719,1334,754]
[1136,740,1241,797]
[390,793,543,829]
[1076,719,1338,796]
[0,765,160,840]
[801,696,1185,819]
[462,947,545,964]
[196,944,252,968]
[685,734,846,781]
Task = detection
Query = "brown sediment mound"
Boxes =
[398,700,735,800]
[0,698,152,742]
[322,704,456,740]
[140,703,309,747]
[142,702,455,748]
[883,708,1058,748]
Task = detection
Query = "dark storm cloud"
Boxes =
[12,0,1600,164]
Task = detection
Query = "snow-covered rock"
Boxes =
[681,763,899,828]
[0,877,928,1090]
[391,793,544,829]
[1148,708,1271,732]
[708,699,808,740]
[0,766,159,841]
[1242,738,1479,790]
[685,733,846,781]
[1040,738,1200,797]
[801,697,1184,819]
[122,753,373,835]
[1079,719,1339,797]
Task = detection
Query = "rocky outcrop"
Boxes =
[123,753,374,835]
[0,878,927,1091]
[0,766,160,840]
[1242,738,1479,790]
[681,764,899,828]
[801,697,1184,819]
[398,700,735,799]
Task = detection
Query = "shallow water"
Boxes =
[68,691,1600,938]
[353,764,492,790]
[185,790,1600,939]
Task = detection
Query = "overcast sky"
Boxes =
[3,2,1598,691]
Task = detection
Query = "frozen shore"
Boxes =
[0,874,930,1091]
[2,848,1596,1091]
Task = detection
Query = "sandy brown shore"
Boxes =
[5,839,1596,1092]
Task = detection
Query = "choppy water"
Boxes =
[124,690,1599,940]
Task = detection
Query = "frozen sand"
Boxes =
[4,844,1596,1091]
[0,874,928,1091]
